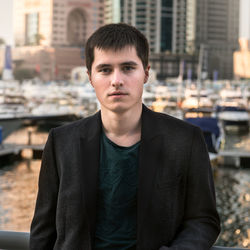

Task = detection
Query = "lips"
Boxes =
[108,91,128,96]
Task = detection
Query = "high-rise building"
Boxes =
[234,0,250,79]
[172,0,186,54]
[103,0,192,54]
[12,0,103,81]
[193,0,239,79]
[234,38,250,79]
[121,0,162,53]
[103,0,121,24]
[104,0,239,79]
[160,0,173,52]
[170,0,240,79]
[14,0,102,47]
[103,0,174,53]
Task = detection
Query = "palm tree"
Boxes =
[34,33,45,45]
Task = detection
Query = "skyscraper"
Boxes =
[104,0,239,79]
[194,0,239,79]
[172,0,186,54]
[234,0,250,79]
[12,0,103,81]
[121,0,163,53]
[160,0,173,52]
[14,0,102,47]
[104,0,174,53]
[171,0,239,79]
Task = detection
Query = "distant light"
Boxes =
[245,193,250,201]
[243,238,249,247]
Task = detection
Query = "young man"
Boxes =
[30,23,220,250]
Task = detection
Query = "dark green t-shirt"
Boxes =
[94,132,140,250]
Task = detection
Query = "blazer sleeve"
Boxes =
[30,129,59,249]
[160,127,220,250]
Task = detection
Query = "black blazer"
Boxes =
[30,105,220,250]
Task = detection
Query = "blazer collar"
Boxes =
[137,105,172,243]
[79,110,102,140]
[141,104,168,140]
[79,111,102,246]
[79,105,162,141]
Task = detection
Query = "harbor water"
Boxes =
[0,124,249,248]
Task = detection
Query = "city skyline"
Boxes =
[0,0,250,47]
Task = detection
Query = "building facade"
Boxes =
[11,0,240,81]
[234,0,250,79]
[234,39,250,79]
[12,0,103,81]
[170,0,240,79]
[104,0,239,80]
[193,0,240,79]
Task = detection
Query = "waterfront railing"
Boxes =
[0,231,29,250]
[0,231,248,250]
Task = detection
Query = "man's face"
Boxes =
[88,46,149,114]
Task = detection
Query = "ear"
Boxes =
[87,70,93,86]
[144,65,150,83]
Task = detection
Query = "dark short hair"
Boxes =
[85,23,149,73]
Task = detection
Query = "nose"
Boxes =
[111,69,124,87]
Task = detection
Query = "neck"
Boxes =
[101,105,143,147]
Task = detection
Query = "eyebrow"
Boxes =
[95,61,138,70]
[95,64,111,70]
[120,61,138,66]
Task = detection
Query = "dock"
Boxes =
[0,143,45,163]
[0,144,44,154]
[209,150,250,168]
[218,150,250,167]
[218,150,250,158]
[0,144,20,157]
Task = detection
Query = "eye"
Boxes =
[123,65,135,72]
[99,68,112,74]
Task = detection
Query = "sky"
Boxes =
[0,0,13,45]
[240,0,250,39]
[0,0,249,46]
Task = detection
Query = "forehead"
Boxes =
[92,46,142,65]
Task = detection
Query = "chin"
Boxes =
[111,106,128,113]
[101,101,141,114]
[112,103,141,114]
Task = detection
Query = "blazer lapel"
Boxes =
[137,105,172,245]
[78,111,102,246]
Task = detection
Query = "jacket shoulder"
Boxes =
[50,111,100,138]
[143,105,199,135]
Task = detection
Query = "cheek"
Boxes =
[92,83,109,101]
[94,85,105,96]
[92,77,107,90]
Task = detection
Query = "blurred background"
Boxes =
[0,0,249,248]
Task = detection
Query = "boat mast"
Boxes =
[197,44,205,108]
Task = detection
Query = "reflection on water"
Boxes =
[0,126,249,248]
[215,168,250,248]
[0,160,40,231]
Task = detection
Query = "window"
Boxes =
[25,12,39,45]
